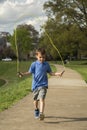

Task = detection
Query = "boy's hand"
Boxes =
[60,70,65,77]
[54,70,65,77]
[17,72,23,78]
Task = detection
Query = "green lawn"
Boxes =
[0,61,32,112]
[0,60,86,112]
[50,60,87,82]
[66,60,87,83]
[0,61,56,112]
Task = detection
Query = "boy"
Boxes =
[19,48,64,120]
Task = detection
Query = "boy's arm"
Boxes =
[18,62,35,77]
[18,71,31,77]
[49,70,65,77]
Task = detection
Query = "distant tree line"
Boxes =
[0,24,39,60]
[1,0,87,61]
[0,32,14,60]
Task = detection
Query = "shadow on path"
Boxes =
[45,116,87,124]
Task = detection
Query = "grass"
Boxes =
[1,60,86,112]
[0,61,56,112]
[65,60,87,83]
[0,61,32,112]
[50,60,87,82]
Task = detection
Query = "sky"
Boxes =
[0,0,48,34]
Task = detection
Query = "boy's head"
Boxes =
[36,48,46,63]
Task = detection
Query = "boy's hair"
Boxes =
[36,48,46,55]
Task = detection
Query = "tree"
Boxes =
[39,19,61,60]
[39,17,87,60]
[44,0,87,27]
[10,24,39,60]
[43,0,87,57]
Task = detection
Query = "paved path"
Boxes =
[0,65,87,130]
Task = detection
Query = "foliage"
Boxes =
[39,19,87,60]
[40,0,87,60]
[44,0,87,28]
[10,24,39,60]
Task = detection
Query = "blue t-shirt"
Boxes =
[29,60,52,91]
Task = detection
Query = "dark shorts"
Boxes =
[33,87,47,100]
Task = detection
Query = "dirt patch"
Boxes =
[0,79,7,87]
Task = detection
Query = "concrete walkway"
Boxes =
[0,65,87,130]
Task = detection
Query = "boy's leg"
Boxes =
[33,89,40,118]
[33,87,47,119]
[39,98,45,120]
[39,98,45,114]
[33,100,39,118]
[33,100,39,110]
[38,88,47,120]
[39,88,47,113]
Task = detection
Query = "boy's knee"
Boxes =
[40,98,45,103]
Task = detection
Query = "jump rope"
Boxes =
[13,5,65,77]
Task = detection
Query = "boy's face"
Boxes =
[36,52,45,63]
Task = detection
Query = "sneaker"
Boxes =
[34,109,39,119]
[39,113,44,120]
